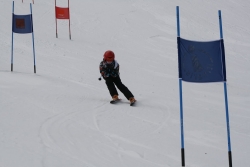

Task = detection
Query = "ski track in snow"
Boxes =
[38,92,173,167]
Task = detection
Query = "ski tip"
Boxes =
[130,101,136,106]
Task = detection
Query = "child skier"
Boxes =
[99,50,136,105]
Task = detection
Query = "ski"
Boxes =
[130,101,136,106]
[110,99,121,104]
[110,99,136,106]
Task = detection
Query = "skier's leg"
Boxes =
[105,78,119,97]
[113,76,134,100]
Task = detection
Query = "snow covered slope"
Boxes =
[0,0,249,166]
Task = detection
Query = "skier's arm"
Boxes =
[115,64,119,75]
[99,62,106,77]
[113,60,119,76]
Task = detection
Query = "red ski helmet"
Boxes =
[103,50,115,61]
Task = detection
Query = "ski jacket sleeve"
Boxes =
[99,61,105,77]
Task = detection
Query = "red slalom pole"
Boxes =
[55,0,58,38]
[68,0,71,40]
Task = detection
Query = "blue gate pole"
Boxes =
[30,3,36,73]
[11,1,14,72]
[218,10,232,167]
[176,6,185,167]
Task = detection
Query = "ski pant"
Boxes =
[105,76,134,100]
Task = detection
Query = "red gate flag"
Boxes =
[55,7,69,19]
[55,0,71,39]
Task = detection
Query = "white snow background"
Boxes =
[0,0,249,167]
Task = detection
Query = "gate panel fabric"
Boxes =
[178,38,226,82]
[12,14,33,34]
[55,7,69,19]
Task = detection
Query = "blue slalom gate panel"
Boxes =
[178,38,226,82]
[12,14,33,34]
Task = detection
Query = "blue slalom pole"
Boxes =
[11,1,14,72]
[30,3,36,73]
[177,6,185,167]
[218,10,232,167]
[177,6,180,37]
[218,11,224,39]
